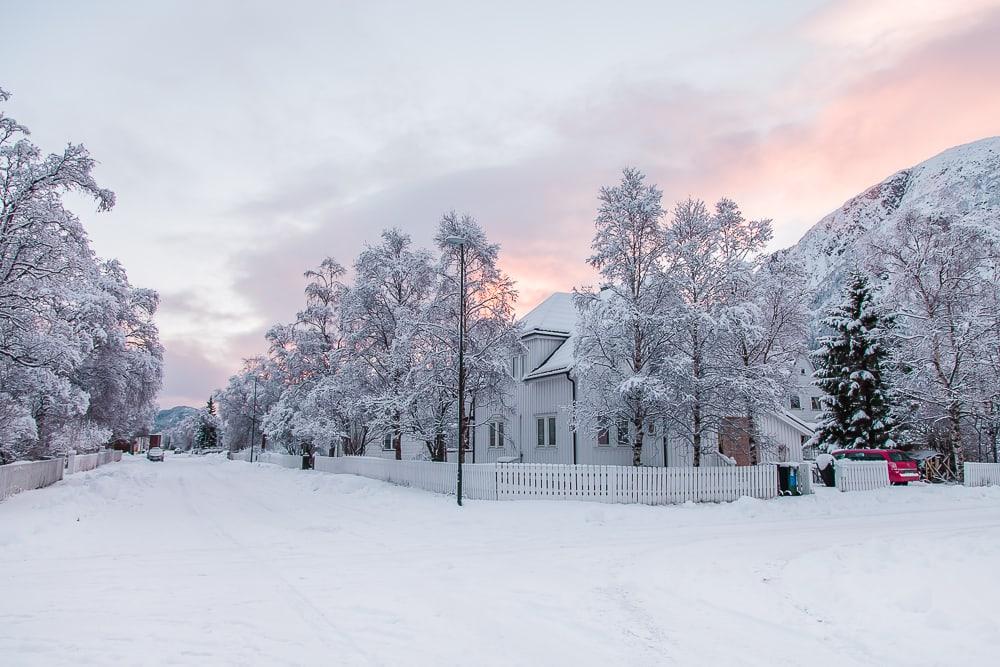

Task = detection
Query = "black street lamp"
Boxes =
[445,235,467,506]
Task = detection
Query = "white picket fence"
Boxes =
[0,459,65,501]
[303,456,785,505]
[835,459,890,492]
[964,462,1000,487]
[495,462,778,503]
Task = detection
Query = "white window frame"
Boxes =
[489,418,506,448]
[382,432,394,451]
[536,414,557,448]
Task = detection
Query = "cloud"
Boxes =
[159,338,235,408]
[23,1,993,409]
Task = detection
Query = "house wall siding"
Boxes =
[759,413,806,462]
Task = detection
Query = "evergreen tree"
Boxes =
[813,272,898,451]
[195,397,220,449]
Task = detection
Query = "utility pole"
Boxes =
[249,375,258,463]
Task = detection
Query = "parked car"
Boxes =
[146,446,164,462]
[831,449,920,484]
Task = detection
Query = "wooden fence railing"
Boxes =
[834,460,890,492]
[964,462,1000,487]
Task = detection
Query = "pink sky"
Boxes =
[4,0,999,407]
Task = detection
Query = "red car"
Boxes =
[832,449,920,484]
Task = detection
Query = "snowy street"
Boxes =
[2,456,999,666]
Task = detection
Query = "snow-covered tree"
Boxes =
[660,197,773,466]
[195,398,221,449]
[574,168,673,466]
[431,212,521,461]
[867,213,1000,477]
[812,272,899,452]
[0,88,161,461]
[216,357,280,452]
[341,229,436,459]
[723,254,810,463]
[75,260,163,439]
[260,258,349,453]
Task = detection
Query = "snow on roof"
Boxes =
[517,292,579,380]
[518,292,577,337]
[775,410,816,436]
[524,337,575,380]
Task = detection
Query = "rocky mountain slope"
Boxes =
[153,406,197,433]
[786,136,1000,308]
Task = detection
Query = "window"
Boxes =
[382,433,394,451]
[597,419,610,446]
[511,354,526,380]
[810,397,821,411]
[489,419,505,448]
[536,415,557,447]
[790,395,802,410]
[646,420,655,436]
[616,420,630,447]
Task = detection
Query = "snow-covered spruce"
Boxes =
[812,272,899,452]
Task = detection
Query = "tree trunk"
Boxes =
[692,329,703,467]
[632,417,643,466]
[948,401,964,481]
[692,403,702,467]
[747,404,758,466]
[392,411,402,460]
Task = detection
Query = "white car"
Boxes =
[146,446,164,462]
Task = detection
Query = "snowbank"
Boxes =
[1,457,997,665]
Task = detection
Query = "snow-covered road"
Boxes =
[1,455,998,666]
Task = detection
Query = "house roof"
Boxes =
[774,410,816,436]
[518,292,576,338]
[517,292,578,381]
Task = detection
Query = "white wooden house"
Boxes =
[470,292,815,466]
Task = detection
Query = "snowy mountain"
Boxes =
[153,406,197,433]
[786,136,1000,308]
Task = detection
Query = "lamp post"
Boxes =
[445,235,466,506]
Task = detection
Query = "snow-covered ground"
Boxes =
[1,455,998,666]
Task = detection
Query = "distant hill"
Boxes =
[154,406,198,433]
[784,136,1000,311]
